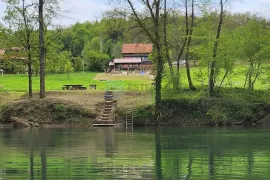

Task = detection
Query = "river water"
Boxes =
[0,127,270,179]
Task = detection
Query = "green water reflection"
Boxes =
[0,127,270,179]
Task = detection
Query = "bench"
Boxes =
[89,84,97,90]
[62,85,86,90]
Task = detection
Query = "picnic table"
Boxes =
[62,84,86,90]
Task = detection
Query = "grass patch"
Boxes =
[0,72,152,92]
[163,65,270,91]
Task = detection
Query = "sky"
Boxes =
[0,0,270,27]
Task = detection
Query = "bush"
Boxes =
[83,50,110,72]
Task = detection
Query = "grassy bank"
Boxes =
[114,88,270,126]
[0,72,152,92]
[0,88,269,127]
[0,67,269,127]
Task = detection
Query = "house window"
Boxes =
[142,57,148,62]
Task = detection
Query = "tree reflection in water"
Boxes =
[1,127,270,179]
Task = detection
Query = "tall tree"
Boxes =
[185,0,196,90]
[39,0,45,98]
[38,0,61,98]
[2,0,38,98]
[125,0,164,110]
[208,0,224,95]
[163,0,177,90]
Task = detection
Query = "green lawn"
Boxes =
[0,65,269,93]
[0,72,152,92]
[163,66,270,91]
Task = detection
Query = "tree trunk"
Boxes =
[185,0,196,91]
[163,0,176,90]
[155,49,163,110]
[39,0,46,98]
[27,52,32,98]
[209,0,224,96]
[218,69,228,91]
[22,0,33,98]
[176,0,189,90]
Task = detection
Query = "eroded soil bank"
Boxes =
[0,90,269,128]
[0,91,152,127]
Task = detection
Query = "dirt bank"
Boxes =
[0,91,153,127]
[1,90,269,127]
[0,91,104,127]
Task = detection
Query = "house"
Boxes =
[109,44,153,72]
[0,47,27,73]
[0,47,26,61]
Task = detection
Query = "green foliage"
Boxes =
[112,41,122,58]
[72,57,83,71]
[46,48,73,74]
[65,60,74,79]
[133,105,153,125]
[83,50,110,72]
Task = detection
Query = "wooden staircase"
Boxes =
[93,91,115,127]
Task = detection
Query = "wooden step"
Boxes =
[100,117,111,120]
[93,124,114,127]
[98,119,113,122]
[105,101,114,103]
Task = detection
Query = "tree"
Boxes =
[83,50,110,72]
[65,60,73,79]
[125,0,164,110]
[184,0,196,90]
[39,0,45,98]
[2,0,38,98]
[112,41,122,58]
[38,0,62,98]
[238,19,270,90]
[163,0,178,91]
[72,56,83,71]
[209,0,224,95]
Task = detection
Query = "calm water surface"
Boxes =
[0,127,270,179]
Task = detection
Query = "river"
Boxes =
[0,127,270,179]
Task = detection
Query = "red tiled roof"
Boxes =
[0,48,26,60]
[122,44,153,54]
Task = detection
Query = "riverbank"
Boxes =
[0,89,269,127]
[0,91,153,127]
